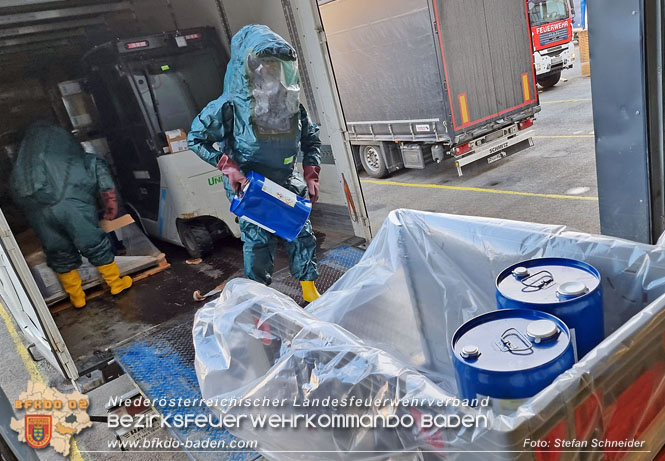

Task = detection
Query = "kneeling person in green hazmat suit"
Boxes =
[188,24,322,302]
[10,120,132,308]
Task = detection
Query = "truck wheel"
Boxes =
[176,219,214,259]
[538,71,561,89]
[360,145,389,178]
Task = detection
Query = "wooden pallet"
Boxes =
[49,254,171,314]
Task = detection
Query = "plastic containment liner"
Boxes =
[230,171,312,241]
[193,210,665,459]
[496,257,604,359]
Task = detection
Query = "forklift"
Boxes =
[82,27,241,258]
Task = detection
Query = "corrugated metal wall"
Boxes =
[130,0,231,52]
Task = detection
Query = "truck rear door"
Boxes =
[432,0,537,138]
[0,209,77,380]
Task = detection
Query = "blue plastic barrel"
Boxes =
[452,309,575,402]
[496,257,603,359]
[230,171,312,241]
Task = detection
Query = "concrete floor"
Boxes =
[360,60,600,236]
[51,238,244,373]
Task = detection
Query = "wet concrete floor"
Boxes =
[52,229,356,373]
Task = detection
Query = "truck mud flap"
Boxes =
[454,129,535,176]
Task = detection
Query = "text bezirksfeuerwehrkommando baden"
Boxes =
[108,411,487,430]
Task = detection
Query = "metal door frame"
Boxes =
[0,208,77,380]
[289,0,373,240]
[588,0,665,244]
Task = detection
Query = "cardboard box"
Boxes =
[99,214,135,233]
[578,29,590,64]
[58,79,97,128]
[165,129,188,153]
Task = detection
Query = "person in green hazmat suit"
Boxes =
[188,24,322,302]
[10,120,132,308]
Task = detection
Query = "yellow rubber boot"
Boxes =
[300,281,321,303]
[97,261,133,295]
[56,270,86,308]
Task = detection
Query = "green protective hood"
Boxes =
[224,24,298,102]
[189,25,307,181]
[10,121,113,206]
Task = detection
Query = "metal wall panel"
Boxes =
[588,0,651,242]
[0,2,131,26]
[0,0,58,6]
[125,0,176,34]
[0,17,106,39]
[645,0,665,243]
[223,0,291,39]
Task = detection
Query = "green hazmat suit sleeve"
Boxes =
[299,105,321,167]
[187,100,235,167]
[87,154,115,192]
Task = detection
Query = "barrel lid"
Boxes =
[460,345,480,359]
[513,266,529,278]
[496,257,600,304]
[526,319,559,343]
[452,309,571,372]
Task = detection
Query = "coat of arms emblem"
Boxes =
[25,415,52,449]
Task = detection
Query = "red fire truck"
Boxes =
[528,0,575,88]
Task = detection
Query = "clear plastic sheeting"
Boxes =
[194,210,665,459]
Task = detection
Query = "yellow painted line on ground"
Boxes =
[361,179,598,201]
[541,98,592,104]
[0,302,45,385]
[0,302,85,460]
[71,439,85,461]
[534,134,594,138]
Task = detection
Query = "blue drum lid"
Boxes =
[452,309,571,373]
[497,257,600,304]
